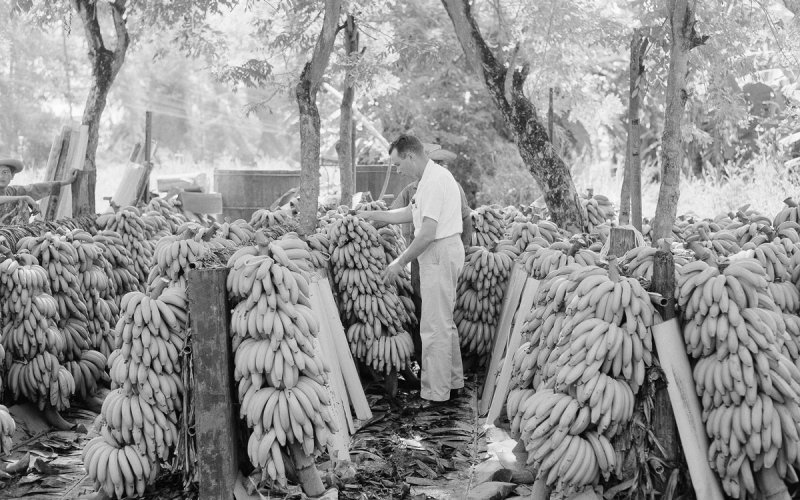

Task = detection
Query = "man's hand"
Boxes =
[383,259,403,285]
[356,210,373,220]
[21,196,38,211]
[61,169,79,186]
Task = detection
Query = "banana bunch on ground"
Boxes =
[226,237,339,486]
[97,207,157,287]
[86,285,189,499]
[94,230,141,302]
[455,241,519,358]
[726,215,776,248]
[0,252,77,412]
[0,404,14,454]
[619,244,692,280]
[250,208,296,232]
[142,212,173,241]
[305,232,331,270]
[470,205,507,247]
[581,193,615,231]
[507,219,561,252]
[676,255,800,497]
[773,198,800,227]
[64,229,116,358]
[82,438,160,499]
[326,214,414,372]
[215,220,256,247]
[145,197,190,233]
[520,240,599,279]
[153,232,213,283]
[507,261,654,490]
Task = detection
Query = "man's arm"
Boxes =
[359,204,413,225]
[17,170,80,201]
[383,217,437,283]
[0,195,38,209]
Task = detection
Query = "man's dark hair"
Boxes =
[389,134,425,157]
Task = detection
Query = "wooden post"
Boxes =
[608,227,639,259]
[42,128,71,220]
[135,112,154,206]
[629,30,648,233]
[187,268,239,500]
[649,246,679,478]
[756,467,791,500]
[548,88,554,143]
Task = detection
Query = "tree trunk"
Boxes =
[72,0,129,216]
[295,0,342,234]
[651,0,705,242]
[336,14,358,206]
[628,30,648,232]
[440,0,585,231]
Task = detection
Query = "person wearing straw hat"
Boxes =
[359,134,467,406]
[0,158,79,222]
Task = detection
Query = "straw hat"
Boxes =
[0,159,23,174]
[423,143,457,162]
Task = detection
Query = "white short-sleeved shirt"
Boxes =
[411,160,463,239]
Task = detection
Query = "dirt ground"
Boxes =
[0,377,533,500]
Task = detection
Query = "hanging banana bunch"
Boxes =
[507,219,561,252]
[146,197,189,233]
[507,260,655,491]
[326,214,415,374]
[214,219,256,247]
[0,252,75,412]
[454,240,520,359]
[581,192,615,232]
[470,205,507,247]
[676,256,800,498]
[226,236,339,486]
[84,285,188,499]
[0,404,14,455]
[305,232,331,271]
[97,207,157,288]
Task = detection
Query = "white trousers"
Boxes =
[418,235,465,401]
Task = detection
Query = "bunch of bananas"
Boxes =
[153,231,213,283]
[15,231,111,399]
[82,438,161,499]
[581,193,615,231]
[250,208,296,231]
[326,214,414,373]
[521,240,599,279]
[507,261,655,489]
[507,219,561,252]
[64,229,116,357]
[454,241,519,358]
[0,404,14,454]
[470,205,507,247]
[0,252,76,411]
[94,230,141,303]
[215,220,255,246]
[619,244,692,280]
[84,285,189,499]
[226,236,339,485]
[676,256,800,497]
[97,207,157,287]
[305,232,331,270]
[773,198,800,226]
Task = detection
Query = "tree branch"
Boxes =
[306,0,343,92]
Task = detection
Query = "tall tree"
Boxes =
[296,0,343,234]
[336,14,358,205]
[70,0,129,216]
[440,0,585,230]
[651,0,706,242]
[619,29,648,231]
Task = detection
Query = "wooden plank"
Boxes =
[317,277,372,420]
[62,125,88,219]
[486,278,540,424]
[41,126,71,219]
[479,263,528,414]
[111,164,146,208]
[187,268,239,500]
[309,279,353,457]
[651,318,724,500]
[178,191,223,214]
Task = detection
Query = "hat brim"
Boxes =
[0,159,23,174]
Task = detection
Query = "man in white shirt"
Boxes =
[360,134,465,405]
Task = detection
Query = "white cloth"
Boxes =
[418,234,465,401]
[411,160,463,239]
